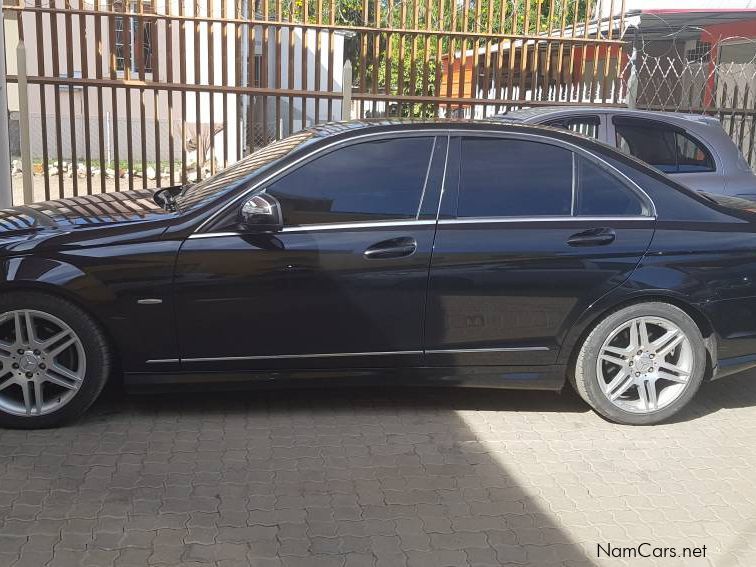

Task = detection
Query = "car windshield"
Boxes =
[175,129,317,211]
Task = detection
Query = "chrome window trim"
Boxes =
[437,215,654,225]
[195,129,445,234]
[415,136,438,219]
[146,358,180,364]
[187,219,438,239]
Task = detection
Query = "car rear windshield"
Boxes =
[176,130,317,211]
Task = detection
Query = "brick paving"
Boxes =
[1,371,755,567]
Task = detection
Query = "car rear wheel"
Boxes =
[573,302,706,425]
[0,292,110,429]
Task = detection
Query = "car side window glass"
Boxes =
[265,137,434,226]
[545,116,600,139]
[576,156,645,216]
[614,120,714,174]
[676,132,715,173]
[458,137,573,217]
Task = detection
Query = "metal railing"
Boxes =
[3,0,627,203]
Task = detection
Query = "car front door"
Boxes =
[173,133,447,372]
[424,133,656,370]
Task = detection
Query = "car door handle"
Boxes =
[364,236,417,259]
[567,227,616,247]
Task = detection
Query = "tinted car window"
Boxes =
[459,138,573,217]
[266,137,434,226]
[614,120,714,174]
[545,116,600,139]
[576,156,645,216]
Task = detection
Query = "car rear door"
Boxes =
[174,133,448,373]
[423,132,656,369]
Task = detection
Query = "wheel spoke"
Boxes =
[42,371,77,390]
[33,381,43,414]
[602,345,630,357]
[23,311,37,345]
[628,320,639,350]
[605,370,633,399]
[20,381,32,415]
[13,311,26,345]
[657,362,690,383]
[48,363,82,383]
[599,352,627,367]
[645,380,658,410]
[637,319,651,350]
[653,330,684,357]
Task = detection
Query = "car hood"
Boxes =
[0,189,173,237]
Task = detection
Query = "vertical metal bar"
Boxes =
[261,0,270,143]
[124,0,135,191]
[541,0,556,102]
[194,0,201,180]
[398,0,406,117]
[166,0,175,185]
[0,3,11,208]
[432,0,444,117]
[138,0,147,189]
[327,0,334,121]
[274,0,281,138]
[302,0,309,128]
[518,0,531,102]
[64,0,78,196]
[50,1,64,198]
[151,1,160,187]
[109,0,120,192]
[208,0,215,174]
[287,0,295,134]
[179,0,187,183]
[221,0,228,166]
[445,0,456,117]
[94,0,106,194]
[314,0,322,123]
[78,0,92,194]
[35,0,51,200]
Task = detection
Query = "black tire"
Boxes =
[573,302,706,425]
[0,291,111,429]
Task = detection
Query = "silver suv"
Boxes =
[496,107,756,199]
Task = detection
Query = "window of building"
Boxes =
[114,1,154,74]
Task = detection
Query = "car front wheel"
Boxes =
[573,302,706,425]
[0,292,110,429]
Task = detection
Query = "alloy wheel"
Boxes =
[0,309,86,417]
[596,316,693,414]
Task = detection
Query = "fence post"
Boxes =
[16,41,32,204]
[0,4,13,209]
[342,60,352,121]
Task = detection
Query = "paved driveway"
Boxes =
[0,371,755,567]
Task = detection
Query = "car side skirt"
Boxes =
[124,365,567,393]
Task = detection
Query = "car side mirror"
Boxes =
[239,194,283,233]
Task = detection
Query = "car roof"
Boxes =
[497,106,722,128]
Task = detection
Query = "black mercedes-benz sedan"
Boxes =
[2,120,756,428]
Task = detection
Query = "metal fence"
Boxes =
[3,0,628,203]
[6,1,756,204]
[620,33,756,170]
